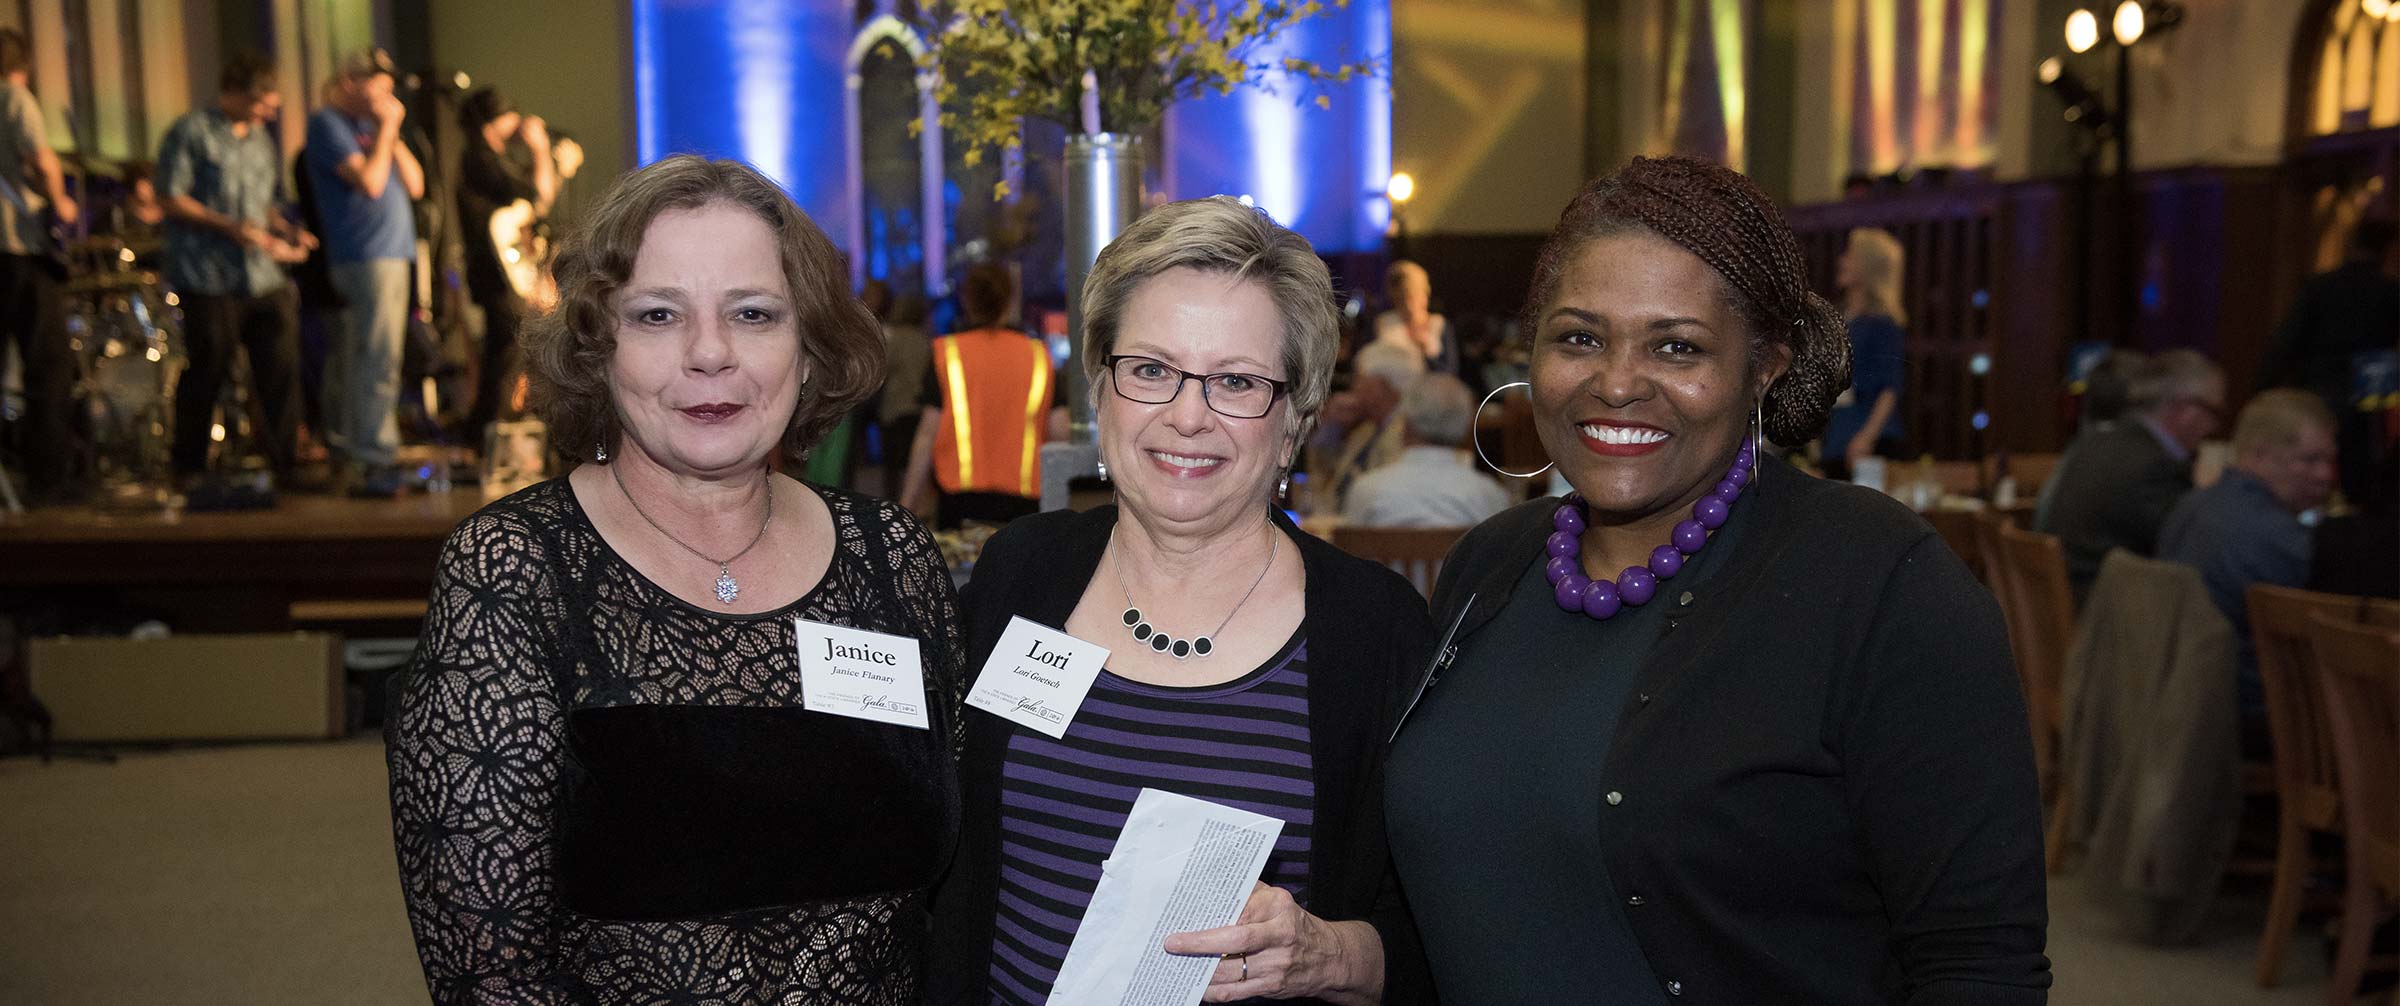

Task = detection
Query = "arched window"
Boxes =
[2309,0,2400,136]
[844,15,947,296]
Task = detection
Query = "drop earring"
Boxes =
[1096,459,1110,482]
[594,443,609,463]
[1277,471,1291,500]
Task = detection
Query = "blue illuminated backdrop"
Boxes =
[630,0,1392,288]
[631,0,857,242]
[1164,2,1392,254]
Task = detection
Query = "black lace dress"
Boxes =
[386,478,964,1005]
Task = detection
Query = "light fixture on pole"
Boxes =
[1384,172,1416,256]
[2112,1,2145,46]
[2047,1,2184,349]
[2066,9,2099,53]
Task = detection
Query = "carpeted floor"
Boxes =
[0,739,2355,1003]
[0,739,423,1005]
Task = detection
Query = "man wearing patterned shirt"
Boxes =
[157,50,312,482]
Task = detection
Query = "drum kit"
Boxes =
[0,164,273,513]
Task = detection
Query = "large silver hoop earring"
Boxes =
[1472,381,1553,479]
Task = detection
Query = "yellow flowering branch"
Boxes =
[913,0,1381,197]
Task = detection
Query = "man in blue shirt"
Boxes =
[304,48,421,495]
[158,51,311,481]
[2158,389,2340,716]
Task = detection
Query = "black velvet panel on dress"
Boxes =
[385,478,965,1005]
[558,704,954,922]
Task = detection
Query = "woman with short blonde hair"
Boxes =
[931,196,1432,1004]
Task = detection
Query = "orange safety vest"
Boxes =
[930,328,1053,497]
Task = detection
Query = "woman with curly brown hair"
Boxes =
[1382,156,2050,1003]
[385,155,961,1003]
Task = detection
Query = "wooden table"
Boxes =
[0,492,489,632]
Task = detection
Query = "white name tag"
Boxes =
[793,618,931,730]
[964,616,1110,739]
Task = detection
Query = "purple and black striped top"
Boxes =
[989,633,1315,1005]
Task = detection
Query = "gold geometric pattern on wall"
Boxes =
[1392,0,1581,232]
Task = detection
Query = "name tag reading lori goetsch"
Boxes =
[964,616,1110,739]
[793,619,930,730]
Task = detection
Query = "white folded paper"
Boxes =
[1046,789,1286,1006]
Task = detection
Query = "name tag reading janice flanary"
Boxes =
[965,616,1110,739]
[793,619,930,730]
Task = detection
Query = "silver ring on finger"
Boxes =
[1240,952,1249,982]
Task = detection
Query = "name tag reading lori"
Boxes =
[793,619,930,730]
[964,616,1109,739]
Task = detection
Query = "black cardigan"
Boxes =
[1398,458,2050,1004]
[927,503,1436,1003]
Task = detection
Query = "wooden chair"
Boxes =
[2250,587,2400,985]
[1921,508,1985,581]
[1331,526,1465,600]
[1985,451,2062,499]
[1970,507,2015,591]
[2304,612,2400,1006]
[1991,522,2078,872]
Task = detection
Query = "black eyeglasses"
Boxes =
[1103,355,1290,419]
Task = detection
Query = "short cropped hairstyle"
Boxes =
[2128,349,2223,413]
[2231,389,2335,457]
[959,261,1017,330]
[1353,339,1426,392]
[522,155,883,461]
[220,51,277,97]
[335,47,393,83]
[1079,196,1340,437]
[1,30,30,77]
[1400,373,1476,447]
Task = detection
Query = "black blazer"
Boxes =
[2033,422,2192,601]
[927,504,1435,1003]
[1399,458,2050,1004]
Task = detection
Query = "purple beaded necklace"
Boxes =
[1544,441,1757,619]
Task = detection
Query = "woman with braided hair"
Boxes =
[1383,156,2049,1003]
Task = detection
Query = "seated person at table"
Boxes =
[2159,389,2338,716]
[2035,349,2224,603]
[1342,373,1512,529]
[1311,340,1423,513]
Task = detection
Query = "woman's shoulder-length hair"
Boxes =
[521,154,883,463]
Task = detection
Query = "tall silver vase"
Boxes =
[1044,132,1145,510]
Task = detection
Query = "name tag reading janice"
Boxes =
[793,619,931,730]
[965,616,1110,739]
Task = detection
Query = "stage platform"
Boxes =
[0,492,488,634]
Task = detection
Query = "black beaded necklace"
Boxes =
[1112,533,1277,661]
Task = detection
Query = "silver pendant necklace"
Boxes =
[1114,530,1277,660]
[610,462,774,605]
